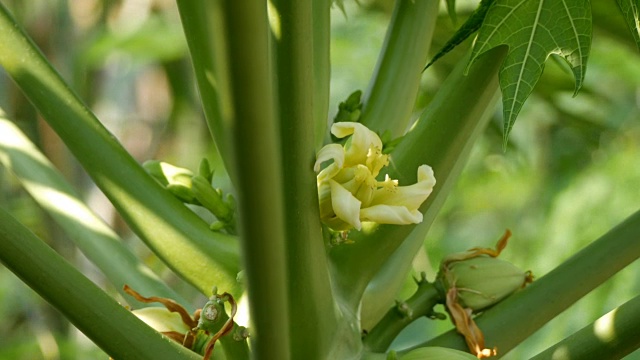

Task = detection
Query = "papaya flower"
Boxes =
[314,122,436,231]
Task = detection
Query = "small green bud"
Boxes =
[226,193,236,210]
[232,326,250,341]
[192,175,233,222]
[210,221,225,231]
[435,231,526,358]
[143,160,170,186]
[345,89,363,106]
[333,90,363,125]
[441,256,530,311]
[143,160,197,203]
[144,160,194,187]
[400,347,477,360]
[198,158,214,182]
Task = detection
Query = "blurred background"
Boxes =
[0,0,639,359]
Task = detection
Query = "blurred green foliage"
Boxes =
[0,0,638,359]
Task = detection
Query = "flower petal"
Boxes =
[330,179,362,230]
[371,165,435,210]
[331,122,383,167]
[314,143,345,181]
[359,204,423,225]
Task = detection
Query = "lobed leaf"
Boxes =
[425,0,495,69]
[468,0,592,146]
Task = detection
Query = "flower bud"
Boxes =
[143,160,194,187]
[400,346,477,360]
[192,175,233,223]
[198,158,214,182]
[143,160,197,203]
[441,256,530,311]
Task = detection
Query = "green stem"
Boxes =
[217,316,250,360]
[219,2,290,359]
[413,208,640,356]
[360,219,439,330]
[220,337,250,360]
[359,0,439,137]
[0,116,190,309]
[364,281,441,352]
[175,0,235,176]
[0,208,201,360]
[361,84,501,328]
[531,293,640,360]
[312,0,331,149]
[271,0,341,358]
[0,2,240,296]
[330,48,506,312]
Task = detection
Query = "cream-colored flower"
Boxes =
[314,122,436,231]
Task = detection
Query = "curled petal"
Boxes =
[315,143,345,181]
[317,181,334,220]
[124,284,197,328]
[359,204,423,225]
[330,180,362,230]
[446,287,497,358]
[332,166,356,184]
[370,165,435,210]
[331,122,383,167]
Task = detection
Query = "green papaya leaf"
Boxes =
[616,0,640,51]
[425,0,495,69]
[467,0,592,146]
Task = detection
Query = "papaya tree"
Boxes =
[0,0,639,359]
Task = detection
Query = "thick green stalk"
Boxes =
[330,48,506,311]
[360,88,501,329]
[531,294,640,360]
[0,208,201,360]
[219,2,290,359]
[271,0,341,358]
[359,0,439,137]
[220,336,251,360]
[0,3,239,296]
[360,219,440,330]
[175,0,235,177]
[364,281,440,352]
[0,116,190,309]
[312,0,331,149]
[415,209,640,357]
